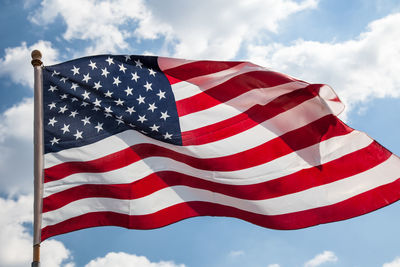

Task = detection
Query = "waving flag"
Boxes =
[40,55,400,241]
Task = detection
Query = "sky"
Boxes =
[1,0,400,266]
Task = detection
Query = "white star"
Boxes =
[82,73,91,83]
[61,124,70,134]
[136,95,145,104]
[163,132,172,139]
[157,90,166,100]
[148,103,157,112]
[50,137,60,146]
[148,68,156,76]
[60,94,68,99]
[150,124,160,132]
[88,60,97,70]
[135,59,143,68]
[81,116,91,125]
[160,111,170,121]
[95,122,104,132]
[60,77,68,83]
[93,98,102,107]
[115,115,124,125]
[69,110,78,118]
[104,106,113,113]
[104,90,113,98]
[113,76,121,86]
[101,67,110,78]
[82,90,91,100]
[125,106,136,115]
[71,83,79,91]
[81,102,89,107]
[93,81,102,90]
[48,85,58,92]
[58,105,68,114]
[131,72,140,82]
[105,56,114,65]
[48,117,57,126]
[119,63,127,73]
[92,106,101,111]
[71,97,79,102]
[143,81,152,91]
[104,112,113,118]
[73,130,83,140]
[124,55,131,61]
[71,65,80,75]
[137,114,147,123]
[124,86,133,96]
[52,70,60,76]
[114,98,124,106]
[48,102,56,110]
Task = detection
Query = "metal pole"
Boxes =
[31,50,43,267]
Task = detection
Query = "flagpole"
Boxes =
[31,50,43,267]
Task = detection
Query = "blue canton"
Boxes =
[43,55,182,153]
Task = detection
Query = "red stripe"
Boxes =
[41,177,400,241]
[163,60,243,81]
[42,141,392,213]
[164,73,182,85]
[176,71,297,117]
[181,84,321,145]
[44,114,351,183]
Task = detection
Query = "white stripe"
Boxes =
[42,154,400,229]
[179,81,308,132]
[158,57,195,71]
[319,85,344,116]
[44,131,372,197]
[171,81,203,101]
[44,96,332,168]
[171,62,268,101]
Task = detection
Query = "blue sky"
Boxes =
[1,0,400,266]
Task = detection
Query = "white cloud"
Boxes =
[247,12,400,116]
[0,40,58,88]
[383,257,400,267]
[31,0,317,59]
[142,0,318,59]
[0,98,33,142]
[30,0,156,55]
[0,195,32,266]
[42,239,75,267]
[267,264,281,267]
[304,251,338,267]
[0,195,74,267]
[84,252,185,267]
[0,98,34,195]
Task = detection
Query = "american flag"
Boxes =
[41,55,400,241]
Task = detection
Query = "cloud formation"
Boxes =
[30,0,154,55]
[304,251,338,267]
[247,13,400,115]
[0,98,34,195]
[143,0,318,59]
[0,41,58,88]
[0,195,74,267]
[30,0,317,59]
[84,252,185,267]
[383,257,400,267]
